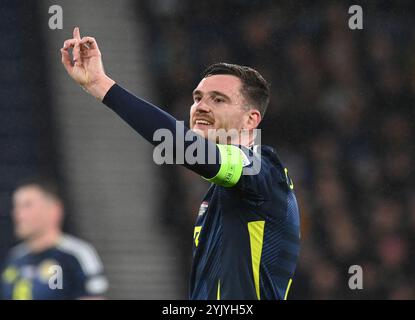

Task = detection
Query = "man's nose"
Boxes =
[195,100,211,113]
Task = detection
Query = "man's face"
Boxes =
[12,186,58,240]
[190,75,254,141]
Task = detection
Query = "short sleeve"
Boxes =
[58,236,109,299]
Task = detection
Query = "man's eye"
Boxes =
[213,97,224,103]
[194,97,201,103]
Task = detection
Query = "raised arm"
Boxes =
[60,28,244,186]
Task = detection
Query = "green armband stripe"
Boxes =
[204,144,243,187]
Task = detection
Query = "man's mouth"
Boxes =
[194,118,214,127]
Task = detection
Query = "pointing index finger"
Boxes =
[73,27,81,40]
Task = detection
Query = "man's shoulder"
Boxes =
[56,234,104,276]
[239,144,283,163]
[239,145,286,177]
[229,144,291,198]
[57,234,109,297]
[7,242,30,262]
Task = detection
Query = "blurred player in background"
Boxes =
[0,178,108,300]
[61,27,300,300]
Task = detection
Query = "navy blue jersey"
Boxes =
[101,84,300,300]
[0,234,108,300]
[190,145,301,300]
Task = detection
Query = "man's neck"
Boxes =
[240,137,256,147]
[239,129,257,147]
[27,229,62,253]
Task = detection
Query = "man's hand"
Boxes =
[61,27,115,100]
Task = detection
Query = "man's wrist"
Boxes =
[84,75,116,101]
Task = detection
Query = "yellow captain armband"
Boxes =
[203,144,244,188]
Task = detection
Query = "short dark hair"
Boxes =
[14,177,61,201]
[202,62,271,116]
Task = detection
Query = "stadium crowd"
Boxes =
[140,0,415,299]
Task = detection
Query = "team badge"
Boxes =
[2,266,18,284]
[38,259,60,283]
[198,201,209,216]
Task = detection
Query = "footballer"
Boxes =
[60,27,300,300]
[0,178,108,300]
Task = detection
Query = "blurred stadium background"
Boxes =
[1,0,414,299]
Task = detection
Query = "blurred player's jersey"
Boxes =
[0,234,108,300]
[190,145,300,300]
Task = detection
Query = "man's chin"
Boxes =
[191,128,223,144]
[191,127,236,144]
[191,127,208,137]
[15,232,27,241]
[15,228,33,241]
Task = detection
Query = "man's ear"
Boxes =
[50,199,64,226]
[246,109,262,130]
